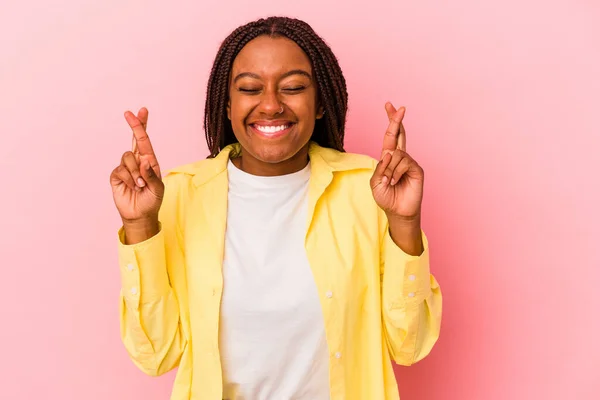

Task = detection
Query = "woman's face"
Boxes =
[227,35,323,176]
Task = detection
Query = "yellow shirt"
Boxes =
[117,142,442,400]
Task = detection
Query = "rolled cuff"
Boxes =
[117,223,170,308]
[382,230,431,306]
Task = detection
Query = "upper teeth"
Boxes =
[255,124,289,133]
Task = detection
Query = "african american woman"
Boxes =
[110,16,442,400]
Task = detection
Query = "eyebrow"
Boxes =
[233,69,312,83]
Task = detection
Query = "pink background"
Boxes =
[1,0,598,399]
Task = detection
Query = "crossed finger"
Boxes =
[381,102,406,157]
[124,108,161,178]
[131,107,149,155]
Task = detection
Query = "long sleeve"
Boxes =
[117,173,188,376]
[379,212,443,366]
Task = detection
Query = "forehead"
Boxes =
[232,35,312,77]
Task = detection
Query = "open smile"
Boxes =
[249,121,295,139]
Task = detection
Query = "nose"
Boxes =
[258,87,283,115]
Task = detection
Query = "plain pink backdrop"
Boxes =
[1,0,598,399]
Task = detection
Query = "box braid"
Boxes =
[203,16,348,157]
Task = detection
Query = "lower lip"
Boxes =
[250,124,294,139]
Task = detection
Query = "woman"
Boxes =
[110,16,442,400]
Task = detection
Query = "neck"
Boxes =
[232,145,310,176]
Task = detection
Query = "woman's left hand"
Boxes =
[370,103,424,221]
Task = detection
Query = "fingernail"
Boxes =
[382,176,389,184]
[137,177,146,187]
[390,178,396,185]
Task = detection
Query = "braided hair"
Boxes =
[203,16,349,157]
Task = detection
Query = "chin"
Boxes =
[249,143,299,164]
[245,126,309,163]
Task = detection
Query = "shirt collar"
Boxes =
[165,141,374,187]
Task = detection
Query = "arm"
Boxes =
[369,103,442,365]
[117,173,187,376]
[379,209,443,365]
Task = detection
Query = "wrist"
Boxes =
[122,217,160,245]
[123,216,158,229]
[386,213,423,256]
[385,211,421,228]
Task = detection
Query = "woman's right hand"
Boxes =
[110,108,165,225]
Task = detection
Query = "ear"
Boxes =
[316,105,325,120]
[226,99,231,120]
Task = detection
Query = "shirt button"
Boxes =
[408,292,415,297]
[130,287,138,295]
[326,291,333,299]
[335,352,342,359]
[408,274,416,281]
[127,264,135,271]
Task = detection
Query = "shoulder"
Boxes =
[336,151,378,172]
[313,147,382,217]
[311,145,378,196]
[164,158,217,178]
[310,143,378,175]
[162,145,235,186]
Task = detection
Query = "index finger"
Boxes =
[382,103,406,154]
[124,110,156,158]
[131,108,149,155]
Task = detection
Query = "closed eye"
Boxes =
[283,87,305,92]
[237,86,306,94]
[238,88,260,94]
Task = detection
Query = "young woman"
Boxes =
[110,16,442,400]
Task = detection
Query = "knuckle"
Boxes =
[118,167,132,180]
[110,168,120,182]
[121,163,133,173]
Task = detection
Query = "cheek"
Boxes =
[292,95,317,119]
[230,97,252,122]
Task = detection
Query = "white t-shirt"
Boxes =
[219,159,330,400]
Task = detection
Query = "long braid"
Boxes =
[204,17,349,157]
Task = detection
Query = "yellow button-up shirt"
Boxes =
[117,142,442,399]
